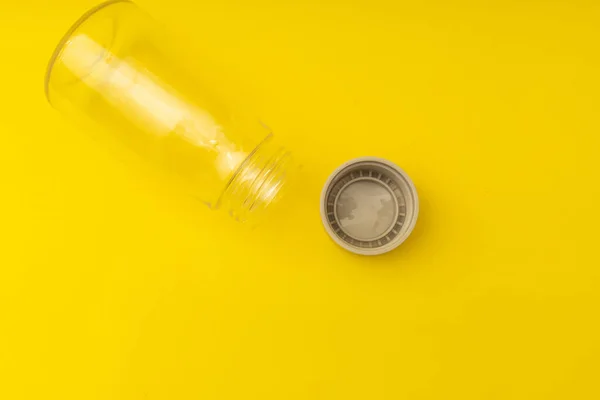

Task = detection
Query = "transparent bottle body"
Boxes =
[46,0,292,221]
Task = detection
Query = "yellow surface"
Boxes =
[1,0,599,398]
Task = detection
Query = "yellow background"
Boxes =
[1,0,599,398]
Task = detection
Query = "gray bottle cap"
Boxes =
[320,157,419,255]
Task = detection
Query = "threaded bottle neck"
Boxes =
[219,137,293,222]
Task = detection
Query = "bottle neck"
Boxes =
[219,136,294,222]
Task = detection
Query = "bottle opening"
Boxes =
[220,136,294,222]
